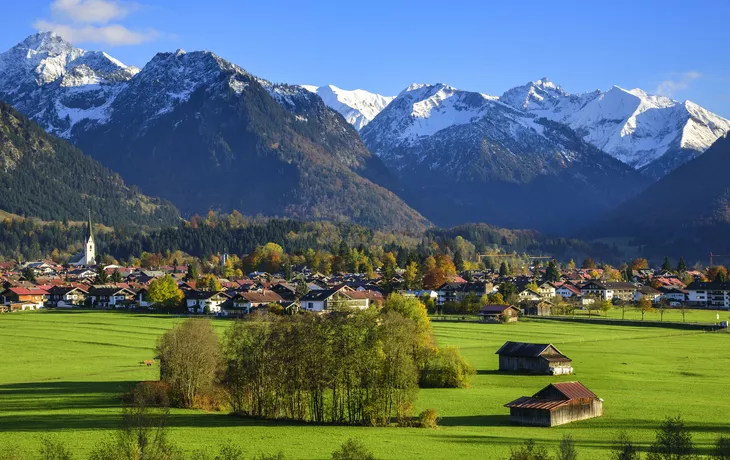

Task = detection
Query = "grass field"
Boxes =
[1,311,729,459]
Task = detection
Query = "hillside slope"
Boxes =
[0,100,180,227]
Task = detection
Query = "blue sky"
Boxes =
[3,0,730,116]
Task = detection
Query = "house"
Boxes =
[185,290,231,314]
[46,286,88,307]
[555,283,581,298]
[478,305,520,323]
[536,282,557,298]
[633,286,662,303]
[518,288,542,302]
[505,382,603,427]
[400,290,438,301]
[580,281,635,302]
[660,287,688,303]
[87,286,136,308]
[436,282,466,305]
[299,286,369,312]
[226,290,284,315]
[0,287,47,310]
[495,341,573,375]
[686,281,730,309]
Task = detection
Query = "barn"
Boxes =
[478,305,520,323]
[495,341,573,375]
[505,382,603,427]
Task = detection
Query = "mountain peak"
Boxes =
[18,31,72,54]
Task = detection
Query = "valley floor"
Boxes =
[0,311,729,459]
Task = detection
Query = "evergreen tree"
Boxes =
[647,416,695,460]
[677,257,687,272]
[454,250,465,272]
[284,263,293,281]
[545,260,561,282]
[110,269,122,283]
[295,278,310,299]
[499,262,509,276]
[96,264,109,284]
[21,267,37,284]
[186,263,198,282]
[626,265,634,281]
[662,257,672,271]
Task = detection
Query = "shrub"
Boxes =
[331,439,377,460]
[420,346,475,388]
[38,437,74,460]
[192,385,229,412]
[417,408,439,429]
[556,435,577,460]
[509,440,550,460]
[252,454,285,460]
[0,444,21,460]
[613,432,640,460]
[712,436,730,460]
[121,381,170,407]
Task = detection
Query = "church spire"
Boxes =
[88,210,94,241]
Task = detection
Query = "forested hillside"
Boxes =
[0,101,180,227]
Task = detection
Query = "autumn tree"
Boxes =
[582,258,596,269]
[148,275,184,310]
[638,297,655,321]
[403,261,420,290]
[631,258,649,270]
[199,274,222,292]
[708,266,728,282]
[156,319,220,408]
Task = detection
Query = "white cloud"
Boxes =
[34,0,161,46]
[34,20,158,46]
[50,0,135,24]
[655,71,702,97]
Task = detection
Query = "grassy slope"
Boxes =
[0,312,729,459]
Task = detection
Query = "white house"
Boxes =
[686,282,730,309]
[555,284,581,298]
[633,286,662,303]
[185,290,231,314]
[300,286,369,313]
[537,282,557,298]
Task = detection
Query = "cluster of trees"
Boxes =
[220,295,472,425]
[154,295,473,427]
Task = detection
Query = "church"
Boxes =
[69,212,96,266]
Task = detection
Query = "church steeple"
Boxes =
[87,210,94,242]
[84,210,96,266]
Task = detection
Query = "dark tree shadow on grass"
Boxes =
[438,414,512,427]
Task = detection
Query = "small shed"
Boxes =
[478,305,520,323]
[505,382,603,427]
[495,341,573,375]
[522,300,552,316]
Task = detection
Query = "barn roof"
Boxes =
[495,341,570,361]
[505,381,598,411]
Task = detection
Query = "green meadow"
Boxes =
[1,311,729,459]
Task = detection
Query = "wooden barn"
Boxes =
[478,305,520,323]
[505,382,603,427]
[495,341,573,375]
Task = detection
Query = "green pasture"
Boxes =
[0,311,728,459]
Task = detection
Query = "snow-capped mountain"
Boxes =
[0,33,428,232]
[301,84,394,130]
[360,83,647,232]
[0,32,139,137]
[501,78,730,177]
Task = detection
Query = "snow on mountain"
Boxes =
[500,78,730,176]
[301,84,394,130]
[0,32,139,137]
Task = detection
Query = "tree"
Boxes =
[156,319,220,408]
[582,258,596,269]
[147,275,184,310]
[96,264,109,284]
[613,432,641,460]
[283,264,293,281]
[331,439,377,460]
[185,263,198,282]
[509,439,550,460]
[381,293,434,365]
[499,261,510,276]
[110,269,122,283]
[487,292,507,305]
[294,278,310,299]
[199,274,222,292]
[403,261,420,290]
[545,260,561,282]
[638,297,655,321]
[661,257,672,272]
[38,437,74,460]
[21,266,36,284]
[599,299,613,317]
[677,257,687,273]
[88,384,183,460]
[556,435,578,460]
[647,416,696,460]
[454,250,465,272]
[711,436,730,460]
[631,258,649,270]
